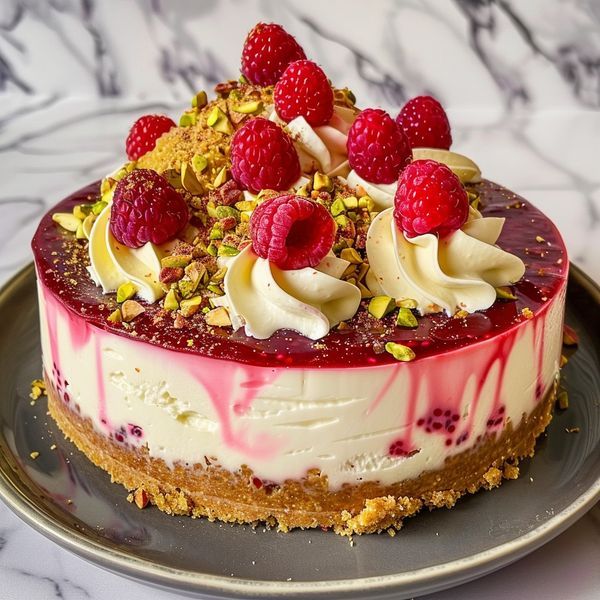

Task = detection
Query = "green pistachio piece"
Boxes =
[191,91,207,109]
[161,255,192,269]
[181,161,204,195]
[178,278,199,299]
[209,225,224,240]
[313,172,333,192]
[52,213,81,233]
[206,242,218,256]
[75,223,86,239]
[385,342,416,362]
[205,306,231,327]
[191,153,208,174]
[163,288,179,311]
[73,204,93,220]
[358,196,375,211]
[215,205,239,220]
[179,112,197,127]
[495,286,517,301]
[217,244,240,257]
[238,73,249,84]
[213,166,228,188]
[210,267,228,283]
[121,300,145,322]
[206,284,223,295]
[107,308,122,323]
[116,281,137,303]
[91,200,108,215]
[396,307,418,328]
[235,200,257,211]
[207,107,233,134]
[330,198,346,217]
[184,261,206,284]
[340,247,362,264]
[335,215,349,228]
[232,100,263,114]
[206,202,219,219]
[358,282,373,299]
[368,295,395,319]
[296,183,310,197]
[180,295,203,317]
[557,390,569,410]
[396,298,418,309]
[342,196,358,210]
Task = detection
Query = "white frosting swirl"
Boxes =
[366,207,526,315]
[88,202,165,303]
[270,105,356,179]
[221,247,361,340]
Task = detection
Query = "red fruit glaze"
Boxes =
[230,118,301,194]
[241,22,306,86]
[347,108,412,184]
[110,169,189,249]
[396,95,452,150]
[32,180,568,368]
[394,159,469,238]
[250,195,335,270]
[125,114,176,161]
[274,60,334,126]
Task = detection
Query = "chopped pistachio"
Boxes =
[215,205,239,220]
[337,321,350,330]
[179,111,197,127]
[180,295,203,317]
[191,153,208,174]
[73,204,93,220]
[454,310,469,319]
[206,202,219,219]
[107,308,122,323]
[521,307,534,320]
[335,215,349,228]
[207,106,233,134]
[209,225,224,240]
[181,161,204,195]
[185,261,207,284]
[358,196,375,211]
[206,284,223,295]
[205,306,232,327]
[342,264,357,279]
[235,200,257,211]
[313,172,333,192]
[356,263,369,282]
[161,255,192,269]
[232,100,264,114]
[396,307,418,328]
[29,451,40,460]
[82,214,96,239]
[342,196,358,210]
[217,244,240,257]
[178,278,199,299]
[75,223,86,239]
[91,200,108,215]
[347,210,358,222]
[240,211,252,223]
[496,286,517,301]
[396,298,418,309]
[238,73,249,84]
[52,213,81,233]
[213,166,228,188]
[191,90,207,108]
[557,390,569,410]
[116,281,137,303]
[358,282,373,299]
[340,247,362,264]
[121,300,145,322]
[210,267,228,283]
[385,342,416,362]
[296,183,310,197]
[206,242,218,257]
[368,295,395,319]
[163,289,179,311]
[330,198,346,217]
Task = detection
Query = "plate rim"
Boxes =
[0,262,599,599]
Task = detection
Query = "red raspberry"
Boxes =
[250,195,335,270]
[110,169,189,249]
[230,117,300,193]
[347,108,412,184]
[125,114,175,161]
[394,160,468,238]
[396,95,452,150]
[241,22,306,86]
[274,60,333,126]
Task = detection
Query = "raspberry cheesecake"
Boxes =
[33,22,568,535]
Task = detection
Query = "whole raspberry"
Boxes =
[347,108,412,184]
[396,95,452,150]
[125,114,176,161]
[250,195,335,270]
[241,22,306,86]
[230,117,300,193]
[274,60,334,126]
[394,159,468,238]
[110,169,189,249]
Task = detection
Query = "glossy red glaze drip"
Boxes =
[32,180,568,369]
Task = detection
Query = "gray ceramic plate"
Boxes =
[0,264,599,600]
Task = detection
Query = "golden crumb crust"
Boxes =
[47,377,557,536]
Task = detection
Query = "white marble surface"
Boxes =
[0,1,599,598]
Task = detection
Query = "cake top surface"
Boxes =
[32,179,568,368]
[32,21,569,368]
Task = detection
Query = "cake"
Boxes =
[32,23,568,535]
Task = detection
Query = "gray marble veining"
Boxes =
[0,1,599,598]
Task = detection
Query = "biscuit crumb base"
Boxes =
[47,377,556,536]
